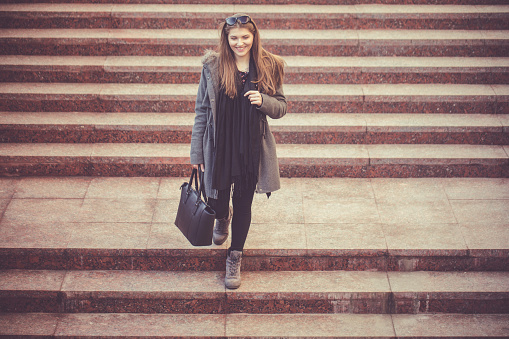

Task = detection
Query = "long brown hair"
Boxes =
[218,14,285,98]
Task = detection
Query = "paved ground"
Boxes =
[1,177,507,252]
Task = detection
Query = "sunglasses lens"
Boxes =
[238,16,250,24]
[225,17,236,25]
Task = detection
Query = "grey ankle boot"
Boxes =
[225,250,242,289]
[213,206,232,245]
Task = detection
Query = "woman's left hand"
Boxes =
[244,90,262,107]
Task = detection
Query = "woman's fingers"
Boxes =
[244,90,262,107]
[192,164,204,171]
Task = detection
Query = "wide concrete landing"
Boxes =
[0,177,507,256]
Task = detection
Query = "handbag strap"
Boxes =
[188,168,199,192]
[198,167,208,202]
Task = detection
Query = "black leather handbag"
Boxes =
[175,168,216,246]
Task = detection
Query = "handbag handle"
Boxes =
[187,168,209,204]
[198,167,208,202]
[188,168,199,192]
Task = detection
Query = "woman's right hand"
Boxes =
[192,164,205,171]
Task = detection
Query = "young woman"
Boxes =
[190,14,287,289]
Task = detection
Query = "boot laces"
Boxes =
[215,207,232,234]
[216,218,229,233]
[227,252,242,277]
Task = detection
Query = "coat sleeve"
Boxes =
[190,67,209,165]
[257,85,287,120]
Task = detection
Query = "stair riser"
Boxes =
[279,164,508,178]
[2,128,508,145]
[2,69,508,85]
[0,294,62,313]
[0,293,225,314]
[1,15,507,30]
[0,162,507,178]
[1,40,507,57]
[1,250,507,272]
[275,132,509,145]
[228,296,509,315]
[1,98,506,114]
[0,70,202,85]
[1,292,507,315]
[393,296,509,314]
[0,0,508,4]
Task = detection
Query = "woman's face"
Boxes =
[228,27,254,60]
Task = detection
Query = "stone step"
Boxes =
[1,0,508,5]
[1,29,507,57]
[2,246,507,272]
[0,269,508,314]
[1,4,507,30]
[0,143,507,177]
[1,176,507,271]
[1,83,508,114]
[2,55,508,85]
[1,112,508,145]
[1,313,508,338]
[1,175,508,272]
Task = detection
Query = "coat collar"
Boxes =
[202,50,219,88]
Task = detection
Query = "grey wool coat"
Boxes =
[190,51,287,199]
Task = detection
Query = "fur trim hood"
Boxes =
[201,50,219,66]
[201,50,220,93]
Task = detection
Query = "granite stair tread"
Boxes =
[1,82,507,114]
[1,176,508,271]
[0,3,507,30]
[0,269,508,314]
[2,0,508,4]
[0,142,507,179]
[3,55,509,69]
[1,55,508,84]
[1,3,507,14]
[1,313,508,338]
[1,112,508,145]
[2,111,507,129]
[2,82,507,97]
[2,28,507,57]
[2,28,506,40]
[0,142,507,162]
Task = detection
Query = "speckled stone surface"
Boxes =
[389,271,509,314]
[1,83,507,114]
[2,313,509,338]
[4,67,509,85]
[0,269,65,313]
[1,55,508,85]
[1,143,507,177]
[1,0,508,5]
[2,269,508,314]
[1,29,508,57]
[3,111,508,145]
[393,314,509,338]
[0,313,62,336]
[3,40,506,57]
[0,0,508,334]
[1,4,507,30]
[0,177,507,272]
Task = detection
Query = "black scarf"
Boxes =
[212,59,262,193]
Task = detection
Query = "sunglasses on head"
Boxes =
[225,15,251,26]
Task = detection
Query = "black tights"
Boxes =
[208,185,255,252]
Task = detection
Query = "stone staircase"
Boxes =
[0,0,508,338]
